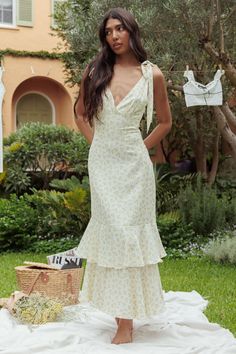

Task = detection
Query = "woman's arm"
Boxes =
[143,66,172,150]
[74,69,94,145]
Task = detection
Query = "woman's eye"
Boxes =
[105,25,125,36]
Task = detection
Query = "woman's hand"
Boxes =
[149,142,167,164]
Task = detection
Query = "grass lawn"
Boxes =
[0,253,235,337]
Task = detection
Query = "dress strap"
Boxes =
[214,69,225,81]
[183,69,195,82]
[141,60,155,133]
[184,69,225,82]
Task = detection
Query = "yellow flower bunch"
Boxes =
[13,292,64,325]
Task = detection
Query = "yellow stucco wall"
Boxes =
[2,55,78,136]
[0,0,79,137]
[0,0,64,52]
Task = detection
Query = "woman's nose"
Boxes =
[112,30,119,40]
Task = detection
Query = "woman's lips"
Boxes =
[113,43,122,49]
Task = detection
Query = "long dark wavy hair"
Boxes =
[73,7,147,125]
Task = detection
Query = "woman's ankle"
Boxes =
[118,318,133,329]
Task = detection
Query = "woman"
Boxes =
[74,7,172,345]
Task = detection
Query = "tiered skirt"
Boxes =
[76,219,167,320]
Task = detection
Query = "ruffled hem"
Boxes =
[75,218,167,268]
[79,262,166,320]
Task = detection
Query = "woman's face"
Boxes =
[105,18,131,55]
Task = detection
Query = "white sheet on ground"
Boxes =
[0,290,235,354]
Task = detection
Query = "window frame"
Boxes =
[16,0,33,27]
[0,0,17,28]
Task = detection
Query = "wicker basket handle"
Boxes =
[26,271,44,295]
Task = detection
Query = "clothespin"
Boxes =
[186,64,189,73]
[219,63,223,73]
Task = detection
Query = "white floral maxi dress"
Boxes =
[76,60,167,320]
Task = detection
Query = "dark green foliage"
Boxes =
[155,164,177,214]
[215,176,236,199]
[222,196,236,226]
[3,166,31,194]
[0,176,90,251]
[155,164,199,214]
[2,122,89,194]
[25,177,90,241]
[0,195,37,251]
[27,238,80,254]
[49,175,86,192]
[178,177,231,235]
[157,211,198,250]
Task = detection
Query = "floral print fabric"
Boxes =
[76,60,167,319]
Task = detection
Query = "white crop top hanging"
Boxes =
[183,69,224,107]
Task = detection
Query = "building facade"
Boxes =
[0,0,78,138]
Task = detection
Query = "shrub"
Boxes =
[0,194,37,251]
[157,211,198,251]
[215,176,236,199]
[0,176,90,251]
[178,176,226,236]
[202,230,236,264]
[223,196,236,226]
[155,164,198,214]
[28,238,80,254]
[25,176,90,241]
[1,122,89,194]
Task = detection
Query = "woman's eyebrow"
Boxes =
[105,24,123,30]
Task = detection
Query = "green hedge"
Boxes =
[178,176,236,236]
[0,195,37,251]
[0,177,90,252]
[157,211,199,251]
[1,122,89,194]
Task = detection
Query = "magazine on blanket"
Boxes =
[47,247,82,270]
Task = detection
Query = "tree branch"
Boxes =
[221,102,236,132]
[203,41,236,87]
[207,129,220,186]
[208,0,215,41]
[222,4,236,24]
[212,106,236,160]
[216,0,225,53]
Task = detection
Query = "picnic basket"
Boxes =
[15,262,84,305]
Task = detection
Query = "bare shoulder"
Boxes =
[152,65,165,85]
[151,64,168,100]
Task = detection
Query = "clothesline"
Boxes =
[0,65,233,73]
[162,70,231,73]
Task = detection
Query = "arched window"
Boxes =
[16,93,53,128]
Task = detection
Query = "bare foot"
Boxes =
[111,319,133,344]
[115,317,133,330]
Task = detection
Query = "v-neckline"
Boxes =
[106,64,145,109]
